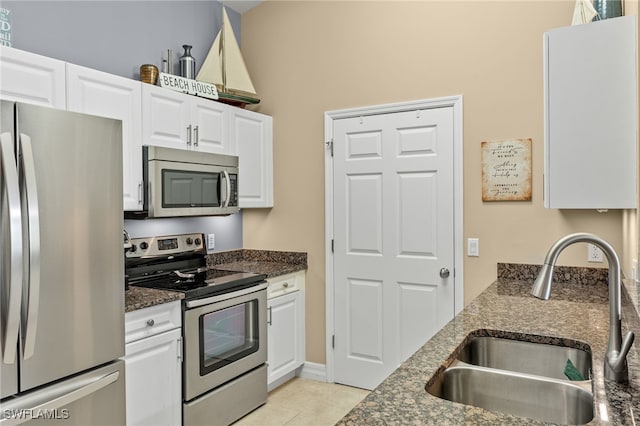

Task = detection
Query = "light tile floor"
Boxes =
[234,377,370,426]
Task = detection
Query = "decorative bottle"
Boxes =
[179,45,196,79]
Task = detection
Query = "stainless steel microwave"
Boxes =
[129,146,239,218]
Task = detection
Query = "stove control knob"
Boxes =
[186,237,193,245]
[194,238,202,246]
[140,241,149,250]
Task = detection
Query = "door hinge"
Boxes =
[331,239,334,253]
[326,139,333,157]
[332,335,335,349]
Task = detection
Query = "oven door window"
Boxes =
[162,169,220,208]
[199,300,260,375]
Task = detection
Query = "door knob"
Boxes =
[440,268,450,279]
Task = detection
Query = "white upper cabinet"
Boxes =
[66,64,143,211]
[192,97,231,153]
[141,84,191,150]
[142,83,233,154]
[231,108,273,208]
[544,16,637,209]
[0,46,66,108]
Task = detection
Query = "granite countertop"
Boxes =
[124,286,184,313]
[125,249,307,312]
[207,248,308,278]
[338,263,640,425]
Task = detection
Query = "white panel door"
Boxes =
[192,98,230,153]
[0,46,66,108]
[66,63,143,211]
[142,84,190,149]
[333,106,455,390]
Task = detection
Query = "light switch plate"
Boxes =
[468,238,479,257]
[207,233,215,250]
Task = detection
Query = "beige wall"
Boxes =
[240,1,632,365]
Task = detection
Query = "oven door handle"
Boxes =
[185,282,268,309]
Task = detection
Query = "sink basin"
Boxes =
[427,364,594,425]
[457,336,592,380]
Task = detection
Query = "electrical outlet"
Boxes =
[468,238,479,257]
[207,233,215,250]
[587,243,604,263]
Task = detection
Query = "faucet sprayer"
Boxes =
[531,233,635,383]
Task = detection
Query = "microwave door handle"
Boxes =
[19,133,40,360]
[0,132,23,364]
[223,170,231,208]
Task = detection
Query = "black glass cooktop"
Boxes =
[131,268,267,300]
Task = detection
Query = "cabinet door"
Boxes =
[125,328,182,426]
[66,64,143,211]
[0,46,66,108]
[544,16,637,208]
[142,84,191,150]
[230,108,273,208]
[267,290,304,386]
[192,98,230,153]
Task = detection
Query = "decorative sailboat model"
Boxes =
[197,7,260,108]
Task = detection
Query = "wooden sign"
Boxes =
[158,72,219,100]
[481,138,532,201]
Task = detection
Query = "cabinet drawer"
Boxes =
[267,271,304,299]
[125,301,181,344]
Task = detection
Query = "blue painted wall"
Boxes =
[1,0,244,250]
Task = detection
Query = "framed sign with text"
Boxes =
[481,138,532,201]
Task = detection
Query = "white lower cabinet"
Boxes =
[124,301,182,426]
[267,272,305,390]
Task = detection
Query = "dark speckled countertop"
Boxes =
[338,263,640,425]
[125,249,307,312]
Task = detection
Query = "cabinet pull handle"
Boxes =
[186,125,192,146]
[267,306,272,325]
[194,125,199,147]
[137,181,143,204]
[146,319,155,327]
[283,282,289,288]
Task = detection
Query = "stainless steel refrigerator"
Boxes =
[0,101,125,425]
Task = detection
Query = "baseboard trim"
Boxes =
[299,361,327,382]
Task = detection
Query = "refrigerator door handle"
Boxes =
[0,132,23,365]
[18,133,40,360]
[0,370,120,426]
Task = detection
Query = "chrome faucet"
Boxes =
[531,232,635,383]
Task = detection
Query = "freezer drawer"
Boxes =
[0,360,126,426]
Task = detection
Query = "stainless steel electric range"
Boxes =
[125,233,268,426]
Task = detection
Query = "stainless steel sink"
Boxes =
[427,364,594,425]
[426,333,594,424]
[457,336,592,380]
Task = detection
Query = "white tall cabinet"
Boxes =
[124,301,182,426]
[66,64,143,211]
[267,271,305,390]
[544,16,637,209]
[0,46,66,108]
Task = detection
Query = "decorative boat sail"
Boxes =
[197,6,260,107]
